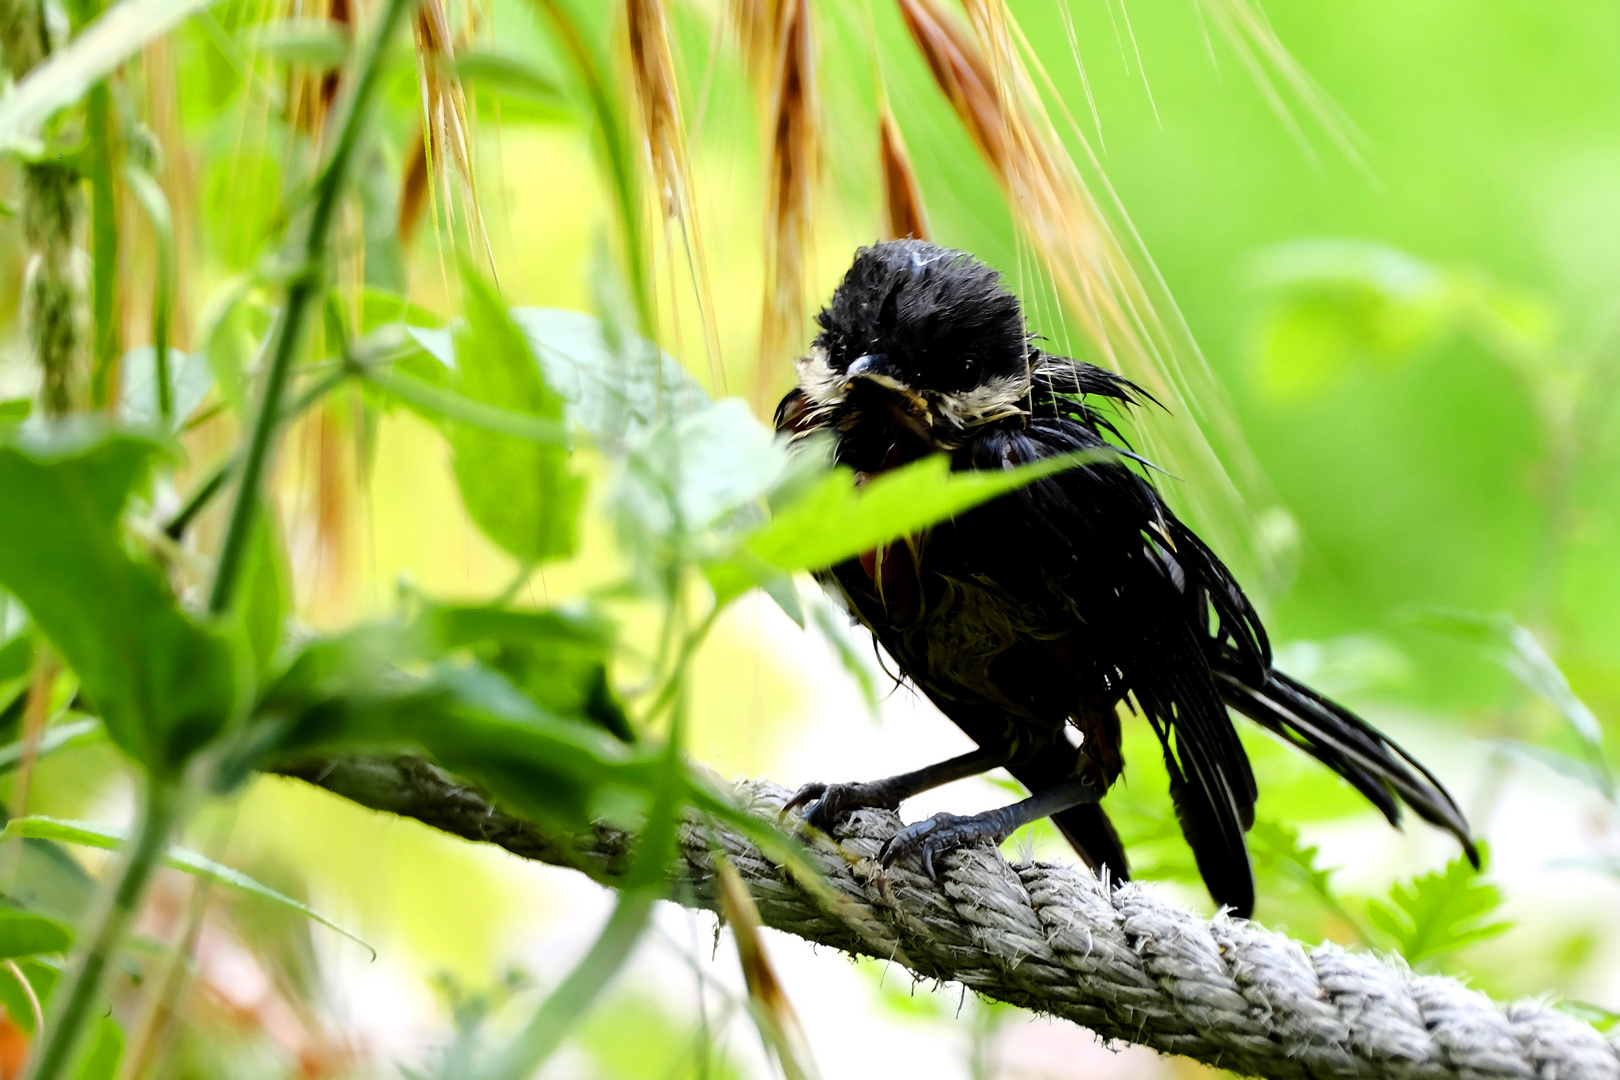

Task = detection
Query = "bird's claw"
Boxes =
[781,781,898,833]
[878,812,1006,880]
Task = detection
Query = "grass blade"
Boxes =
[0,717,102,775]
[0,0,230,149]
[715,858,818,1080]
[0,815,374,957]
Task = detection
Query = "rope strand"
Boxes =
[277,756,1620,1080]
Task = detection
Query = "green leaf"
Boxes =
[611,400,789,593]
[706,449,1114,605]
[762,573,805,629]
[0,0,233,152]
[358,287,445,335]
[236,514,291,677]
[255,17,351,68]
[447,270,586,564]
[1556,999,1620,1035]
[259,632,657,831]
[0,816,373,957]
[1247,819,1366,940]
[418,602,632,741]
[117,347,214,432]
[0,398,32,422]
[74,1015,123,1080]
[0,910,72,958]
[0,959,56,1034]
[0,431,237,773]
[1364,846,1511,967]
[1414,608,1612,796]
[510,307,705,448]
[453,50,565,105]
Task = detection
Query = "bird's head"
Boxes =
[791,240,1033,459]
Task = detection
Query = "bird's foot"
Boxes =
[782,781,902,833]
[878,811,1007,880]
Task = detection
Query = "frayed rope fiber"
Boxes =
[279,755,1620,1080]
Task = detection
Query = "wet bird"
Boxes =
[775,239,1475,917]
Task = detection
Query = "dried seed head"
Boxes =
[398,135,431,245]
[626,0,692,222]
[902,0,1280,586]
[755,0,818,411]
[20,163,87,416]
[879,105,929,242]
[402,0,493,268]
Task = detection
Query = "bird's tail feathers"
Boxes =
[1161,728,1257,918]
[1218,666,1478,867]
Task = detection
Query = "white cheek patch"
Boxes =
[795,345,847,405]
[942,373,1031,425]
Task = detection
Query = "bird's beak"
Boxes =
[846,354,909,394]
[844,354,932,425]
[845,353,885,380]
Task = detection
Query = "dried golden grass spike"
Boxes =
[879,105,929,241]
[754,0,819,412]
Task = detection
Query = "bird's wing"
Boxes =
[950,412,1261,914]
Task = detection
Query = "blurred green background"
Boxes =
[3,0,1619,1076]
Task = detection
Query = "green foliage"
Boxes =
[0,432,236,774]
[0,0,231,151]
[706,448,1115,605]
[117,347,214,431]
[1557,1000,1620,1036]
[1248,820,1369,942]
[0,717,102,774]
[511,307,704,448]
[0,909,73,957]
[0,815,370,954]
[254,18,350,69]
[234,514,291,678]
[1248,240,1552,404]
[417,601,632,741]
[73,1017,124,1080]
[1414,609,1605,750]
[1365,847,1512,969]
[257,631,657,831]
[446,267,586,565]
[578,994,744,1080]
[807,593,882,716]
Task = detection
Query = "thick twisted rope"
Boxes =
[277,756,1620,1080]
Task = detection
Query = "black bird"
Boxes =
[776,239,1476,917]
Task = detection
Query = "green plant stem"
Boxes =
[24,780,180,1080]
[86,83,119,407]
[123,166,176,422]
[165,364,352,540]
[204,0,415,616]
[478,889,656,1080]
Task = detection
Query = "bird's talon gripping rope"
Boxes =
[880,811,1007,879]
[783,780,903,833]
